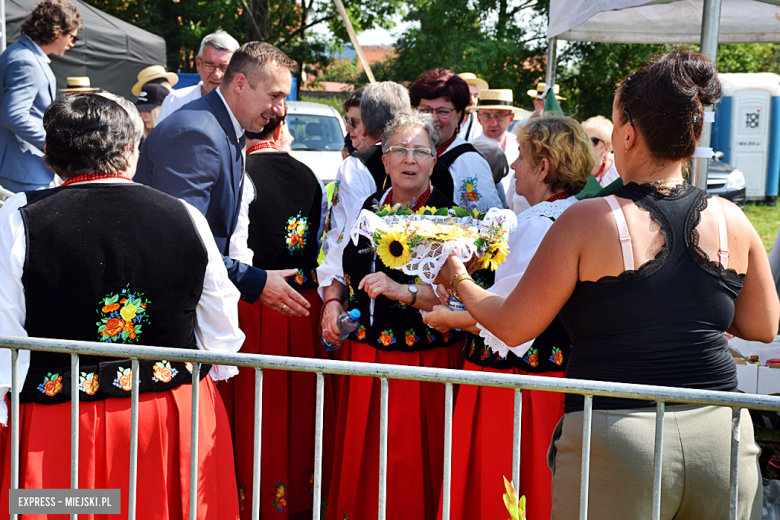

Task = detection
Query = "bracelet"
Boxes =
[320,298,343,322]
[451,273,474,300]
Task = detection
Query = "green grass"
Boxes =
[745,202,780,255]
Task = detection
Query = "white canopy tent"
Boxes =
[548,0,780,44]
[543,0,780,201]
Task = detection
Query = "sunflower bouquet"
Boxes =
[349,204,517,284]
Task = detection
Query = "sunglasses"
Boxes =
[343,115,360,128]
[67,32,79,43]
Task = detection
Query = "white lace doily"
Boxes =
[477,322,534,359]
[349,207,517,284]
[516,198,574,225]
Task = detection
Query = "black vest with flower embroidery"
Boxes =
[19,184,209,404]
[245,152,323,291]
[341,188,463,352]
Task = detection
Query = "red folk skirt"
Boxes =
[219,289,336,519]
[437,362,565,520]
[326,339,462,520]
[0,376,238,520]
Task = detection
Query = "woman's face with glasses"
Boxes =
[416,97,461,144]
[381,127,436,195]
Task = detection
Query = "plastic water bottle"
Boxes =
[322,309,362,351]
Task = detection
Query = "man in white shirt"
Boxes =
[156,30,240,124]
[472,89,527,212]
[457,72,487,142]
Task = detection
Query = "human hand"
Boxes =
[358,272,403,302]
[321,300,345,345]
[423,305,454,333]
[433,253,468,288]
[259,269,311,317]
[436,284,453,306]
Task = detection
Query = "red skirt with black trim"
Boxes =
[219,289,336,519]
[437,361,565,520]
[0,376,238,520]
[326,339,462,520]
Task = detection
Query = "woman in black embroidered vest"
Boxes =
[0,93,244,519]
[317,112,463,520]
[219,107,334,519]
[435,52,780,520]
[424,116,591,520]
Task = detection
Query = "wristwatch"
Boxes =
[407,285,418,306]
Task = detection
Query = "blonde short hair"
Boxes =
[515,116,594,195]
[582,115,613,146]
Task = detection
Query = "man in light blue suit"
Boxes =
[0,0,82,192]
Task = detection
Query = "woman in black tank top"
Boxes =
[434,52,779,520]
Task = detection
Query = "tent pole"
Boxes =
[333,0,376,83]
[1,0,6,52]
[690,0,722,191]
[545,37,558,90]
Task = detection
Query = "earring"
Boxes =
[624,147,628,154]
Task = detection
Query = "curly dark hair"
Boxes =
[22,0,82,46]
[616,51,722,162]
[44,93,136,179]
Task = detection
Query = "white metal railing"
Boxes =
[2,334,780,520]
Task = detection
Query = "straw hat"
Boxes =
[458,72,489,93]
[132,65,178,96]
[59,77,100,92]
[473,89,525,112]
[527,82,566,100]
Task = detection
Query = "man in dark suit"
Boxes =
[0,0,82,192]
[135,42,310,316]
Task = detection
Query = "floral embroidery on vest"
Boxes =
[79,372,99,395]
[343,274,356,302]
[286,212,309,253]
[459,177,482,205]
[184,362,194,373]
[356,324,366,340]
[426,328,436,344]
[273,482,288,512]
[332,180,341,207]
[113,367,135,391]
[38,372,63,396]
[152,361,178,383]
[311,269,318,284]
[550,346,564,366]
[404,329,419,347]
[294,269,308,286]
[480,344,492,361]
[524,347,539,368]
[96,285,150,343]
[378,330,396,347]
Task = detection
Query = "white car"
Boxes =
[287,101,346,184]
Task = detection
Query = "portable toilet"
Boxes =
[711,73,780,204]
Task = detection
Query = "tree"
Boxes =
[83,0,406,81]
[386,0,549,110]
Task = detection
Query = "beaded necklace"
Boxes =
[247,141,279,154]
[61,172,133,187]
[384,183,432,212]
[545,192,571,203]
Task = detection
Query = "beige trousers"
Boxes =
[548,405,762,520]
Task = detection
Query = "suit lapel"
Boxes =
[20,36,55,101]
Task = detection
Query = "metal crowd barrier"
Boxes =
[2,335,780,520]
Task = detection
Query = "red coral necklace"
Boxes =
[594,156,608,183]
[247,141,279,154]
[61,172,133,187]
[545,192,571,203]
[384,183,432,212]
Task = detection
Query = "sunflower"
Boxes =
[415,205,438,215]
[376,229,411,269]
[481,240,510,271]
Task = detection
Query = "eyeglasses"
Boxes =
[200,60,229,74]
[67,32,79,43]
[385,146,433,159]
[479,112,510,122]
[343,115,360,128]
[417,106,456,119]
[622,73,636,128]
[590,137,601,147]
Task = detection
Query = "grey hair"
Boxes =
[381,112,441,154]
[97,91,144,144]
[198,30,240,58]
[361,81,411,141]
[471,139,509,184]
